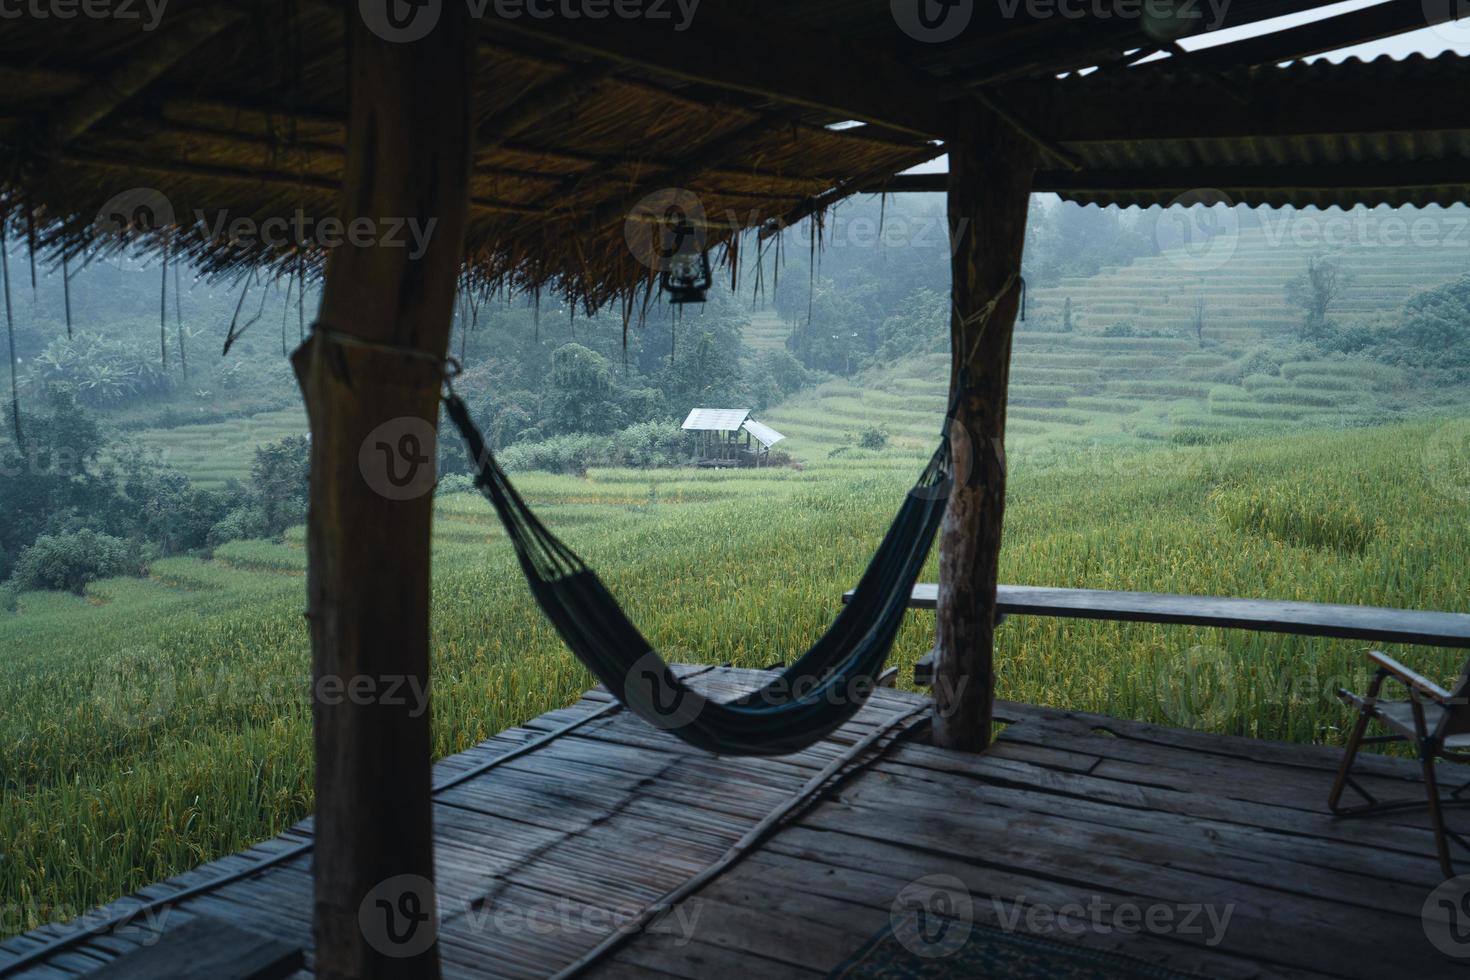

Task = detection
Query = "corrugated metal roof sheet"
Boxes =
[741,420,786,448]
[682,409,750,432]
[1017,53,1470,211]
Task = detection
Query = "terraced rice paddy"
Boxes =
[1027,211,1470,339]
[125,408,307,489]
[7,217,1470,940]
[7,408,1470,937]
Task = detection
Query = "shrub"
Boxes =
[436,473,478,496]
[0,582,16,614]
[207,506,273,547]
[858,425,890,451]
[496,420,690,474]
[614,420,689,468]
[497,433,611,475]
[11,530,145,593]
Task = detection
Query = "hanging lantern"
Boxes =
[659,220,711,305]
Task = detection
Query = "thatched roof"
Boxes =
[2,1,1466,311]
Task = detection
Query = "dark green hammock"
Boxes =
[444,395,950,756]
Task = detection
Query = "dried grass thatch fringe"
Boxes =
[281,270,295,357]
[2,219,21,449]
[223,267,264,357]
[159,235,170,367]
[62,254,72,338]
[174,260,186,378]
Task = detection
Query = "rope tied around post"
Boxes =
[308,324,463,393]
[955,268,1022,365]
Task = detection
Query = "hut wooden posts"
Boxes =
[932,109,1037,752]
[290,11,475,979]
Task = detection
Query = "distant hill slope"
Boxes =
[762,212,1470,460]
[744,309,790,355]
[1027,211,1469,341]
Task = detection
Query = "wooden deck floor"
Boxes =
[2,667,1463,978]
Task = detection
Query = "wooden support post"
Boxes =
[932,109,1036,752]
[291,9,475,979]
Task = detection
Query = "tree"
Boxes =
[250,435,310,536]
[542,343,627,436]
[1285,254,1351,332]
[1387,274,1470,375]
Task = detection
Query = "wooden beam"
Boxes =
[970,89,1082,172]
[60,151,540,217]
[759,144,948,240]
[46,5,245,148]
[855,172,947,194]
[480,8,948,138]
[933,107,1036,753]
[293,7,475,979]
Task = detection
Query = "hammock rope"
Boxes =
[442,392,952,756]
[303,322,968,757]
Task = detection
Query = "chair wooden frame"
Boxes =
[1330,651,1470,877]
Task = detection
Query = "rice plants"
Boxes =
[6,333,1470,944]
[1210,484,1383,553]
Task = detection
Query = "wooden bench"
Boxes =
[843,584,1470,685]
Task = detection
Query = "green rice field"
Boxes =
[6,215,1470,938]
[4,405,1470,935]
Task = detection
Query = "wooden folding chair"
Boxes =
[1330,650,1470,877]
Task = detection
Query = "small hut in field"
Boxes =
[681,408,785,467]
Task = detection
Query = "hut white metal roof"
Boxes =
[681,409,750,432]
[741,420,786,448]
